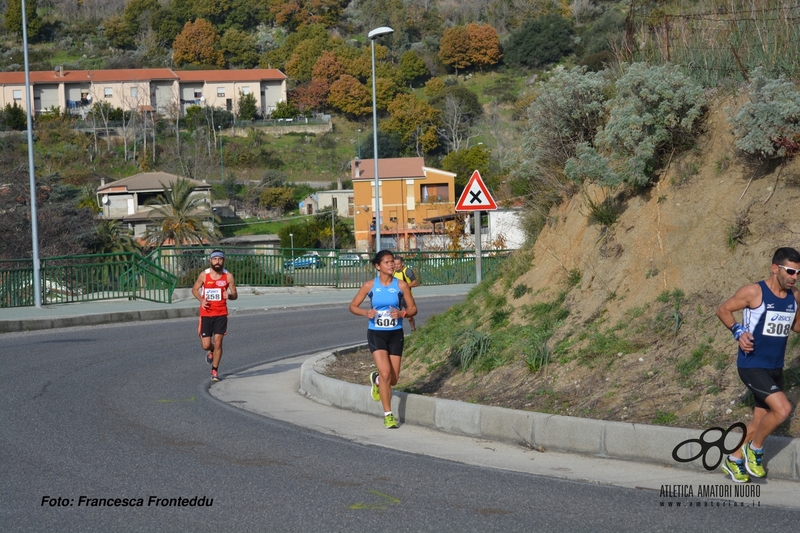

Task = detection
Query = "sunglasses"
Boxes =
[778,265,800,276]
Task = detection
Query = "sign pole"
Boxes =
[474,211,482,283]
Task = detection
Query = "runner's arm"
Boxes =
[226,273,238,300]
[396,280,417,318]
[406,268,419,288]
[191,272,206,302]
[349,281,375,319]
[716,283,760,351]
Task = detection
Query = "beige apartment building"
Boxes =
[351,157,456,251]
[0,68,287,118]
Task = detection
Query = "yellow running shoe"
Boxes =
[383,413,399,429]
[369,371,380,402]
[742,442,766,478]
[721,457,750,483]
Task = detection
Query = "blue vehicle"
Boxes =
[284,251,323,270]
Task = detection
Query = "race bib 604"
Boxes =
[374,310,396,328]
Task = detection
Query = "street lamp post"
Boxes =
[357,128,361,159]
[22,0,41,306]
[289,233,294,265]
[219,125,224,182]
[368,26,393,253]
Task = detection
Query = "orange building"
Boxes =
[351,157,456,251]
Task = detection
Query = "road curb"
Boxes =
[0,308,199,333]
[301,349,800,482]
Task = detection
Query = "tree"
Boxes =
[437,94,476,153]
[327,75,371,117]
[143,178,220,248]
[290,79,331,113]
[438,26,472,76]
[504,14,575,69]
[398,50,429,88]
[466,23,502,71]
[270,100,301,119]
[360,130,404,159]
[237,91,259,121]
[311,50,346,83]
[4,0,42,39]
[220,28,260,68]
[172,19,224,67]
[268,0,348,31]
[384,93,440,155]
[284,38,327,83]
[91,220,142,256]
[441,145,492,190]
[259,187,296,211]
[1,102,26,131]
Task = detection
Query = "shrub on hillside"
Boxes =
[524,66,609,168]
[729,68,800,160]
[568,63,706,188]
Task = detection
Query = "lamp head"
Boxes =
[368,27,394,39]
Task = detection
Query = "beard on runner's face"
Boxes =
[211,262,224,272]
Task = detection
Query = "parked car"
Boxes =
[284,251,323,269]
[332,253,366,267]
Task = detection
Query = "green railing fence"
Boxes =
[1,248,511,308]
[0,253,177,308]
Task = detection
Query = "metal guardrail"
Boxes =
[0,253,177,308]
[153,247,511,289]
[1,248,511,307]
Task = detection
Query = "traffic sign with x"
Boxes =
[455,170,497,211]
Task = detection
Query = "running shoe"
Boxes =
[383,413,399,429]
[211,369,220,382]
[369,371,380,402]
[721,457,750,483]
[742,442,766,477]
[206,352,213,365]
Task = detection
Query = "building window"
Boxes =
[407,218,415,224]
[130,87,138,98]
[194,90,203,99]
[421,184,449,202]
[242,86,250,95]
[217,87,225,97]
[12,90,21,100]
[104,87,113,98]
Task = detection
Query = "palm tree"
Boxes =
[91,220,142,256]
[143,178,220,248]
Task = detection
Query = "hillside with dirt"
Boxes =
[324,95,800,437]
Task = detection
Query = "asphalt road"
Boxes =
[2,297,799,532]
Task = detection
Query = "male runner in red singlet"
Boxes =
[191,250,238,382]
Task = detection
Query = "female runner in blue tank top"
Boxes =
[349,250,417,428]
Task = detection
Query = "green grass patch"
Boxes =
[653,411,677,425]
[676,343,709,386]
[512,283,531,299]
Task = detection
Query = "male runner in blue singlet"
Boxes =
[716,247,800,482]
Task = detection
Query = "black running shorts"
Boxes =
[367,328,404,356]
[737,367,784,410]
[199,315,228,338]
